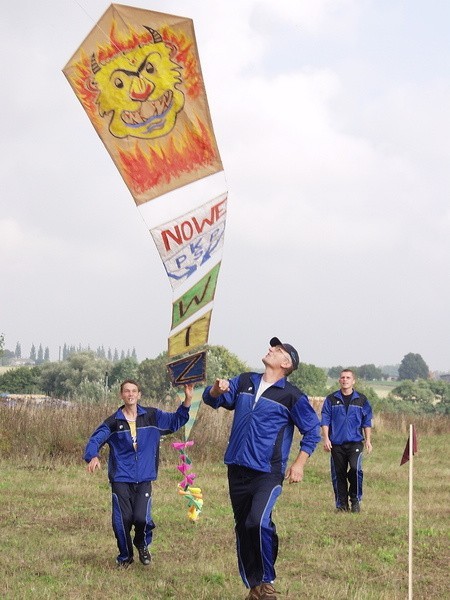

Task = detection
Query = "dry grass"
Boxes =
[0,403,448,599]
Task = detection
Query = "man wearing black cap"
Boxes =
[202,338,321,600]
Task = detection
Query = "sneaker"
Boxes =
[245,585,261,600]
[137,546,151,565]
[350,499,361,513]
[335,504,349,512]
[116,557,134,568]
[259,583,278,599]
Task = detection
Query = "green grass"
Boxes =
[0,424,448,599]
[369,380,399,398]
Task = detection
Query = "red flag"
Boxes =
[400,425,418,465]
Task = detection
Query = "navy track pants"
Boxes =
[111,481,155,563]
[227,465,283,589]
[330,441,364,507]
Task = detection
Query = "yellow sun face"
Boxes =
[93,41,185,139]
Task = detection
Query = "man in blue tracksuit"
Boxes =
[84,379,192,567]
[203,337,321,600]
[321,369,373,513]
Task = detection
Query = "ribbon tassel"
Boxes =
[172,441,203,521]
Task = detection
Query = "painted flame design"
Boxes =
[118,119,217,203]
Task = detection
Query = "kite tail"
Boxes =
[172,441,203,522]
[181,386,202,443]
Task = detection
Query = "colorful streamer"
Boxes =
[172,441,203,522]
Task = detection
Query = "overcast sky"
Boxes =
[1,0,449,373]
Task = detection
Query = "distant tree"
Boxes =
[15,342,22,359]
[39,351,110,399]
[113,348,119,362]
[388,379,448,414]
[331,363,392,381]
[107,348,112,361]
[136,345,248,403]
[398,353,429,381]
[429,380,450,414]
[391,380,432,403]
[205,345,248,385]
[379,364,399,378]
[65,345,76,358]
[44,347,50,362]
[36,344,44,365]
[356,364,383,381]
[289,363,328,396]
[0,334,5,366]
[138,352,174,401]
[109,357,139,388]
[0,366,41,394]
[131,348,137,361]
[429,380,450,402]
[30,344,36,362]
[38,363,63,397]
[328,366,344,379]
[1,349,15,366]
[120,350,125,360]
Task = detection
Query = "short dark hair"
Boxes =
[120,379,141,392]
[340,369,355,378]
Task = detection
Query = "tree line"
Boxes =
[0,339,137,366]
[0,342,448,415]
[327,352,430,382]
[0,346,249,401]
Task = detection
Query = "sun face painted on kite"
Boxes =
[91,28,185,140]
[64,7,224,203]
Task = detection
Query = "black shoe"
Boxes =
[116,557,134,568]
[137,546,151,565]
[350,499,361,513]
[335,504,349,512]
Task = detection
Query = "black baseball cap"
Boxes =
[270,337,299,371]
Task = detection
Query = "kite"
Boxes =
[64,4,228,520]
[172,441,203,522]
[63,3,227,384]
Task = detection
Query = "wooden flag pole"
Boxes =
[408,423,413,600]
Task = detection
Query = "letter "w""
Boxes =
[171,263,221,329]
[177,275,212,318]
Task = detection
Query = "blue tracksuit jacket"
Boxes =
[203,372,321,474]
[84,403,189,483]
[320,389,372,445]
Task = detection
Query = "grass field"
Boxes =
[369,380,399,398]
[0,423,448,599]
